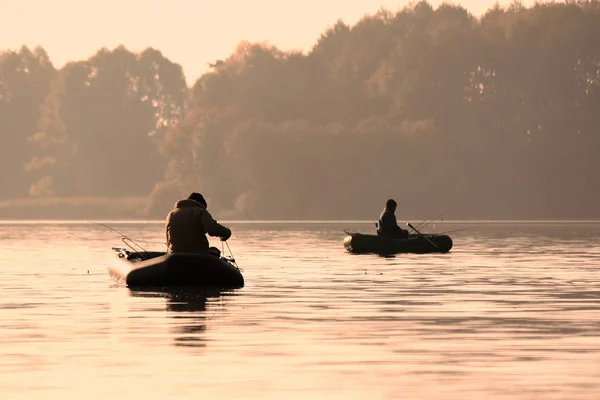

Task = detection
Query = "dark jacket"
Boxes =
[165,199,231,254]
[377,208,408,239]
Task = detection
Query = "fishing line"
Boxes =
[436,227,470,235]
[224,240,241,271]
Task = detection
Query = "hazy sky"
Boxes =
[1,0,534,85]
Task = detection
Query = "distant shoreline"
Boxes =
[0,196,149,220]
[1,219,599,225]
[1,197,599,224]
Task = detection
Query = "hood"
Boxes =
[174,199,207,209]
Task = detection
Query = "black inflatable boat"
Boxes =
[108,248,244,289]
[343,232,453,255]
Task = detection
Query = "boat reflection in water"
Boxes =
[129,288,239,349]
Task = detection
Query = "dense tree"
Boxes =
[27,46,188,197]
[152,0,600,220]
[1,1,599,220]
[0,46,54,199]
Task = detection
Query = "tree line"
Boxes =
[0,45,188,201]
[1,1,599,220]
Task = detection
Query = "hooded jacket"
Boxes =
[165,199,231,254]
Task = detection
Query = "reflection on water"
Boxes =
[0,221,599,399]
[129,289,239,349]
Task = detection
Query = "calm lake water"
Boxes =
[1,220,599,399]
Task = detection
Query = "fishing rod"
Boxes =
[414,216,433,230]
[415,214,444,231]
[89,221,151,259]
[414,214,438,230]
[407,223,439,249]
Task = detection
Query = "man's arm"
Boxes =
[387,212,407,235]
[394,217,407,234]
[381,211,398,230]
[201,210,232,240]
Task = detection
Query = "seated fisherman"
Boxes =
[376,199,409,239]
[165,192,232,255]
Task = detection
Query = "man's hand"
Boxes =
[220,228,232,241]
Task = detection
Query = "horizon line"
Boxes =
[1,219,600,225]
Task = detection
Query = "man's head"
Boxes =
[386,199,397,212]
[188,192,207,208]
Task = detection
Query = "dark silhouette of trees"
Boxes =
[1,1,599,220]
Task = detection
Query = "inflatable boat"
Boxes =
[108,248,244,289]
[343,232,453,255]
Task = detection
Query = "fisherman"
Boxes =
[376,199,409,239]
[165,192,231,255]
